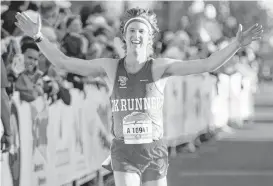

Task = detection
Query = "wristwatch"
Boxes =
[33,32,43,43]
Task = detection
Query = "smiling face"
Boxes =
[123,21,151,56]
[23,48,40,73]
[120,8,160,58]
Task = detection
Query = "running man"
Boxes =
[15,7,263,186]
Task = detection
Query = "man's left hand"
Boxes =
[236,23,263,47]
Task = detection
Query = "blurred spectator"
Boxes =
[36,2,59,44]
[55,4,72,41]
[0,1,263,130]
[1,37,16,67]
[41,26,58,43]
[85,14,118,59]
[1,1,29,36]
[15,40,44,102]
[60,15,87,93]
[67,15,83,34]
[39,54,71,105]
[1,4,9,38]
[61,15,86,58]
[54,0,71,11]
[1,37,22,89]
[27,1,40,11]
[82,3,106,27]
[40,1,59,27]
[80,6,93,28]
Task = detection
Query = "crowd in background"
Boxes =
[1,1,262,127]
[1,1,115,106]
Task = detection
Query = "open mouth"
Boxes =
[131,40,141,45]
[26,64,35,70]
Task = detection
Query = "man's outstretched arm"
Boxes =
[15,12,111,77]
[157,24,263,77]
[35,35,109,76]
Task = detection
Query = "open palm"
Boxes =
[15,12,41,37]
[236,23,263,47]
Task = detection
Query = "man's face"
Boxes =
[124,21,151,54]
[23,48,40,73]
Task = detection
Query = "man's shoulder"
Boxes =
[153,57,179,64]
[152,57,181,80]
[151,58,172,71]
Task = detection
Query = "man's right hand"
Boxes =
[15,12,41,38]
[1,134,12,153]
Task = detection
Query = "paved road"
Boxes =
[167,123,273,186]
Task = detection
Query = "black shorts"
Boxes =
[110,138,169,182]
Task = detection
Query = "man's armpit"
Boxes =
[152,58,174,80]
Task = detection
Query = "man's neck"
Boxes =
[125,52,148,73]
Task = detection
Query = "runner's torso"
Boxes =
[110,58,164,144]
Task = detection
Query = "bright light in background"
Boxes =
[258,0,273,17]
[190,0,205,14]
[102,0,156,18]
[102,1,124,18]
[246,48,256,61]
[127,1,156,9]
[226,16,237,28]
[199,27,211,42]
[250,41,261,52]
[54,0,71,9]
[219,40,229,50]
[269,36,273,47]
[219,1,230,18]
[205,4,217,19]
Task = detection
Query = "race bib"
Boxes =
[123,112,153,144]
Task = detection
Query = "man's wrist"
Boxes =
[234,39,242,49]
[33,32,43,43]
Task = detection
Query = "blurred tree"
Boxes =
[228,1,273,67]
[210,1,273,66]
[229,1,271,29]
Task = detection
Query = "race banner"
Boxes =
[2,85,113,186]
[163,74,216,146]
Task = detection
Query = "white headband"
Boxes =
[123,17,152,33]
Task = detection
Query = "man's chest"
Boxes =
[107,60,167,97]
[113,73,153,98]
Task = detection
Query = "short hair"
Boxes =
[21,42,40,54]
[9,1,27,11]
[20,36,35,46]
